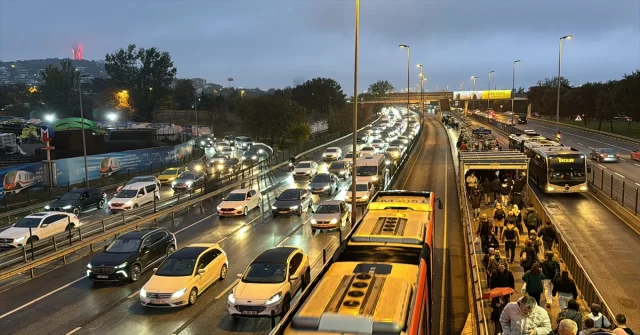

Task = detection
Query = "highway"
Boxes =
[464,113,640,327]
[0,124,390,335]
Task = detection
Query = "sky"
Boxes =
[1,0,639,93]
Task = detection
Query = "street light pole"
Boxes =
[557,35,572,134]
[194,89,199,137]
[351,0,360,225]
[488,71,495,111]
[460,82,463,90]
[417,64,424,118]
[78,74,89,187]
[471,76,478,110]
[399,44,410,116]
[512,60,521,124]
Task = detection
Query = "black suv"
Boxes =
[45,188,107,215]
[87,228,176,285]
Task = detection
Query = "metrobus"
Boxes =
[527,146,588,193]
[508,131,547,152]
[523,139,563,156]
[271,190,441,335]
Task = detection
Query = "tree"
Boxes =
[291,78,346,116]
[39,59,81,118]
[368,80,395,96]
[236,95,308,146]
[104,44,177,121]
[173,79,195,110]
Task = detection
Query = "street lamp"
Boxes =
[557,35,572,134]
[44,114,55,123]
[77,71,91,187]
[512,60,521,124]
[399,44,410,116]
[107,112,118,122]
[351,0,360,226]
[460,81,463,90]
[488,71,495,111]
[471,76,478,110]
[417,64,424,118]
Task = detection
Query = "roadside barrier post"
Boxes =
[67,217,72,247]
[53,236,57,251]
[323,248,327,264]
[29,227,35,261]
[22,246,27,263]
[271,310,276,329]
[101,219,106,232]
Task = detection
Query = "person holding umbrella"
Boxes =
[484,286,517,335]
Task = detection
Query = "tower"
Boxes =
[72,43,83,60]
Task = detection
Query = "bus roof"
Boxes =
[532,146,583,157]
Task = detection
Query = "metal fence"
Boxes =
[590,163,640,215]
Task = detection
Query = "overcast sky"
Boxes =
[1,0,639,93]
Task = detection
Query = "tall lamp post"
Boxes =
[512,60,521,124]
[351,0,360,225]
[557,35,572,134]
[417,64,424,118]
[471,76,478,110]
[399,44,410,116]
[77,71,90,187]
[487,71,495,111]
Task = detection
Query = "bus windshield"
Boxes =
[356,166,377,176]
[548,161,586,183]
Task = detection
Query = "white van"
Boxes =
[108,182,160,212]
[355,154,386,187]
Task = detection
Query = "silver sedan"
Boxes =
[590,148,619,162]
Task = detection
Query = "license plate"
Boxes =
[242,310,258,315]
[279,211,288,214]
[0,243,10,247]
[150,299,164,305]
[97,275,109,279]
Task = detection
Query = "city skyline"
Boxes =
[1,0,638,92]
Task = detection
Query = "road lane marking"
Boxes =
[439,134,449,334]
[598,164,606,169]
[127,290,140,299]
[64,327,82,335]
[635,164,640,168]
[0,275,87,320]
[577,143,583,145]
[635,183,640,187]
[215,278,240,300]
[174,213,218,235]
[614,173,626,178]
[533,123,633,152]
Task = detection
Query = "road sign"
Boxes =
[472,127,492,136]
[575,115,582,121]
[40,125,54,142]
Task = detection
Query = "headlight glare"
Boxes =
[290,205,299,210]
[140,287,147,298]
[63,205,72,209]
[115,262,128,269]
[228,292,236,304]
[266,292,282,305]
[171,288,187,299]
[330,218,338,224]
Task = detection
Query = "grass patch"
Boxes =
[560,119,640,139]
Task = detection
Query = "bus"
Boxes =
[508,132,547,152]
[271,190,441,335]
[527,146,588,193]
[523,140,563,156]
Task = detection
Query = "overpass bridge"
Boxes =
[356,91,528,105]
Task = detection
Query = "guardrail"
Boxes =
[0,118,381,283]
[529,116,640,144]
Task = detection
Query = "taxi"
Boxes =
[158,167,186,185]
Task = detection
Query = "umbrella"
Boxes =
[483,287,516,300]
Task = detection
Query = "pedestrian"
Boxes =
[512,175,526,194]
[522,263,547,306]
[512,204,523,233]
[500,180,511,206]
[501,219,520,263]
[552,270,578,310]
[524,203,541,233]
[460,142,469,151]
[487,250,504,284]
[477,214,493,239]
[490,262,515,292]
[612,314,636,335]
[506,175,514,194]
[471,189,482,218]
[500,295,552,335]
[492,177,502,204]
[482,232,500,255]
[466,172,478,195]
[526,230,543,257]
[493,203,506,236]
[558,299,583,332]
[506,210,517,224]
[482,178,493,205]
[538,221,558,255]
[490,296,507,335]
[511,192,525,215]
[541,251,560,308]
[519,240,537,273]
[579,319,595,335]
[557,319,579,335]
[587,304,612,329]
[483,248,496,270]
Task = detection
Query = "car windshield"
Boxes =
[60,192,82,201]
[356,184,369,191]
[345,153,354,157]
[222,147,233,151]
[326,148,337,153]
[180,172,197,180]
[162,169,180,175]
[105,238,141,253]
[130,177,154,183]
[315,204,339,213]
[155,257,197,277]
[14,217,42,228]
[600,148,615,153]
[356,166,377,176]
[312,175,330,183]
[278,190,300,200]
[373,140,383,143]
[116,190,138,198]
[363,147,374,151]
[297,162,311,168]
[225,193,246,201]
[243,263,286,283]
[243,151,257,157]
[330,162,345,169]
[211,155,225,159]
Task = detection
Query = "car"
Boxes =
[187,159,209,173]
[345,180,375,204]
[356,133,369,144]
[385,146,402,160]
[108,182,160,212]
[322,147,342,161]
[158,167,187,185]
[632,149,640,161]
[271,188,313,217]
[220,146,235,157]
[140,243,228,307]
[117,176,161,193]
[241,150,260,164]
[371,139,386,150]
[212,157,240,174]
[228,247,310,318]
[343,151,361,163]
[293,161,318,178]
[224,135,236,145]
[217,188,261,216]
[390,139,406,151]
[45,188,107,215]
[590,148,620,162]
[210,154,227,166]
[0,212,80,249]
[310,200,350,232]
[397,135,410,144]
[172,171,206,191]
[215,141,231,151]
[196,137,215,149]
[235,136,254,150]
[361,146,376,156]
[308,173,339,195]
[327,161,350,179]
[87,228,176,284]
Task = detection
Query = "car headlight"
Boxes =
[272,205,277,210]
[323,153,327,156]
[310,219,317,224]
[290,205,299,210]
[171,288,187,299]
[63,205,72,209]
[86,263,92,269]
[186,181,194,186]
[385,160,391,165]
[44,205,50,210]
[241,157,246,160]
[323,185,330,190]
[362,195,369,200]
[115,262,128,269]
[580,186,588,191]
[371,176,378,181]
[235,206,243,210]
[252,156,258,160]
[228,292,236,304]
[124,201,133,206]
[140,287,147,298]
[266,292,282,305]
[194,165,202,171]
[200,141,205,145]
[306,170,311,174]
[330,218,338,224]
[339,171,345,174]
[169,177,175,181]
[172,181,177,187]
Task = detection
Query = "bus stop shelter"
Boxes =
[458,151,530,187]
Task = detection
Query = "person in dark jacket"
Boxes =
[489,262,515,289]
[477,214,493,239]
[520,240,537,272]
[522,263,547,305]
[511,192,525,214]
[500,181,511,207]
[541,251,560,308]
[552,270,579,310]
[482,232,500,254]
[491,177,501,204]
[482,178,493,205]
[490,296,507,335]
[471,189,482,218]
[558,299,583,333]
[512,176,526,194]
[538,221,558,255]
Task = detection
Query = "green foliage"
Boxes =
[173,79,195,110]
[104,44,177,121]
[291,78,346,115]
[286,122,311,143]
[236,95,308,146]
[39,59,81,117]
[368,80,395,95]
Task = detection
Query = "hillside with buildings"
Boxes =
[0,59,107,86]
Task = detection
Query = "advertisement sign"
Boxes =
[453,91,483,100]
[453,90,512,100]
[0,162,45,196]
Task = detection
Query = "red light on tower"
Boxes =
[71,43,83,60]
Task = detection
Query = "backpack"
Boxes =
[504,227,516,241]
[552,262,561,283]
[494,209,505,221]
[526,210,539,227]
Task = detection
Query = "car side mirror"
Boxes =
[153,268,158,273]
[289,275,299,281]
[236,273,243,279]
[141,246,150,254]
[41,224,48,227]
[137,194,144,198]
[198,269,206,275]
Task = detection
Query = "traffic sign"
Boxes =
[40,125,55,142]
[575,115,582,121]
[472,127,492,136]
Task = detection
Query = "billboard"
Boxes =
[453,90,512,100]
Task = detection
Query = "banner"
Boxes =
[453,90,512,100]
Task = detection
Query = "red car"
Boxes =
[631,150,640,161]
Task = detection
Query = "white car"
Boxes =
[343,151,361,163]
[293,161,318,178]
[217,188,261,216]
[371,139,386,150]
[228,247,310,318]
[322,147,342,161]
[116,175,161,193]
[310,200,351,232]
[345,181,375,204]
[108,182,160,212]
[361,146,377,156]
[0,212,80,248]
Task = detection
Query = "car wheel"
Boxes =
[133,204,139,209]
[26,236,39,244]
[243,207,248,216]
[166,244,175,256]
[220,264,228,280]
[188,288,198,306]
[97,199,106,209]
[311,228,316,234]
[302,268,311,289]
[280,295,291,317]
[66,223,76,231]
[72,207,80,215]
[129,264,141,283]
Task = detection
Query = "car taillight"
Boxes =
[616,154,620,157]
[601,154,606,157]
[73,215,78,220]
[103,193,107,198]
